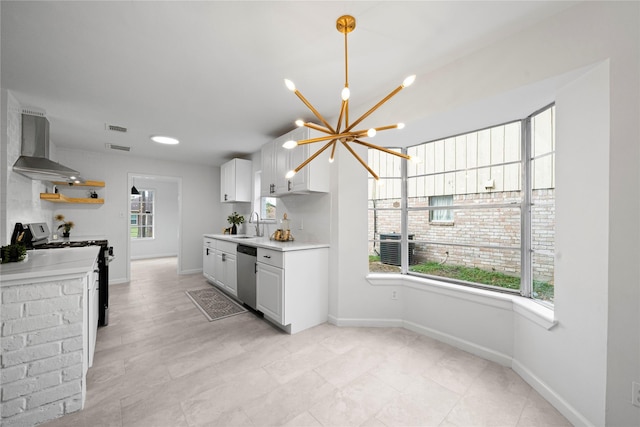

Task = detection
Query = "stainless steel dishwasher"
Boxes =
[236,244,257,310]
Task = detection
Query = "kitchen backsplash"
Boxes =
[2,91,54,244]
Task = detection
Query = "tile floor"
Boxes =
[44,257,571,427]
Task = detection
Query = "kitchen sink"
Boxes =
[231,236,255,239]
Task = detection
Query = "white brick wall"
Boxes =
[1,90,54,246]
[0,277,85,426]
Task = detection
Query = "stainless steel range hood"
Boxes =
[12,113,84,183]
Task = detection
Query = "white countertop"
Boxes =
[203,234,329,252]
[0,247,100,284]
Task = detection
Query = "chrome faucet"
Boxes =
[249,211,263,237]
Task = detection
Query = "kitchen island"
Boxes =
[0,247,99,426]
[203,234,329,334]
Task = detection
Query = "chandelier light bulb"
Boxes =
[408,155,422,164]
[295,119,305,127]
[341,87,351,101]
[329,157,335,163]
[285,170,296,179]
[402,75,416,88]
[282,140,298,149]
[367,128,377,137]
[397,123,405,129]
[284,79,296,92]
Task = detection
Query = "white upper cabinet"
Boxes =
[261,138,277,196]
[261,127,330,197]
[221,158,252,203]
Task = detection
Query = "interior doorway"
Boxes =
[127,173,182,282]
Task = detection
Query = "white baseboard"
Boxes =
[180,268,201,275]
[512,359,594,427]
[328,315,403,328]
[130,253,178,260]
[403,319,512,367]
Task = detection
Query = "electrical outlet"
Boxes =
[391,290,398,300]
[632,382,640,407]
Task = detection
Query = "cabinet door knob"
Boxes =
[222,253,226,262]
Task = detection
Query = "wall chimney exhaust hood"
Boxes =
[12,113,84,183]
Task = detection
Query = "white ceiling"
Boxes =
[1,1,575,167]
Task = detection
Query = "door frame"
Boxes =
[126,173,183,281]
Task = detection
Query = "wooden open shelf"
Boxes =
[51,180,105,187]
[40,193,104,204]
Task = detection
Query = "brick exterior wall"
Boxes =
[369,189,555,282]
[1,277,86,426]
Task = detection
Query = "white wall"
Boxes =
[515,62,610,425]
[130,177,179,260]
[54,147,219,282]
[330,2,639,427]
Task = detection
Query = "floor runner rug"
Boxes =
[186,287,247,321]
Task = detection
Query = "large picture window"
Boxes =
[368,105,555,305]
[131,189,154,239]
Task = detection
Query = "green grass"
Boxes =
[408,261,554,302]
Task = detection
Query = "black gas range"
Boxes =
[11,222,112,326]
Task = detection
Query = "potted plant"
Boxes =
[55,214,75,238]
[227,212,244,235]
[1,243,27,263]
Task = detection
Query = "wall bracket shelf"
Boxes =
[41,180,106,204]
[40,193,104,204]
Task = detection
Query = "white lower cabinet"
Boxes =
[214,240,238,297]
[203,237,237,296]
[256,262,284,324]
[256,247,328,334]
[203,238,216,282]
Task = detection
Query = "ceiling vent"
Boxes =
[105,143,131,152]
[105,123,127,133]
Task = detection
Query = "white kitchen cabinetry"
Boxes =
[261,137,277,196]
[256,246,328,334]
[87,261,99,368]
[261,127,330,197]
[203,237,216,282]
[221,158,252,203]
[256,260,284,323]
[214,240,238,297]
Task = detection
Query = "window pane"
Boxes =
[409,246,522,292]
[531,105,555,303]
[429,195,453,222]
[408,205,522,290]
[532,251,554,303]
[408,206,522,250]
[131,189,154,239]
[368,147,402,273]
[262,197,276,220]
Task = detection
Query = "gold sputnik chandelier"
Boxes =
[282,15,416,180]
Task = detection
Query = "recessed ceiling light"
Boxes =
[151,135,179,145]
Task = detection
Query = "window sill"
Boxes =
[366,273,557,330]
[429,221,455,226]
